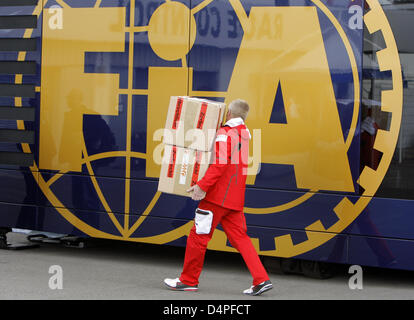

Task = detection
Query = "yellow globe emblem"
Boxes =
[147,1,196,61]
[16,0,403,258]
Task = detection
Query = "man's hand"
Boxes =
[187,184,206,201]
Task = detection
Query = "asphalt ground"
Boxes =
[1,232,414,300]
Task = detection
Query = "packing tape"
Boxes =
[172,97,183,130]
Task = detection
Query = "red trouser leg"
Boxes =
[180,200,269,287]
[179,200,225,286]
[221,209,269,286]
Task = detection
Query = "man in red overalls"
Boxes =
[164,99,272,296]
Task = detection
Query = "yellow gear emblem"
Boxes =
[15,0,402,258]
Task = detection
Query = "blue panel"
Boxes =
[0,202,37,230]
[348,235,413,271]
[129,215,190,239]
[38,172,126,214]
[240,227,347,265]
[0,169,37,205]
[298,233,348,264]
[269,82,287,124]
[83,109,124,157]
[81,95,128,178]
[251,163,300,190]
[244,187,351,231]
[134,0,163,27]
[346,197,414,240]
[0,75,15,84]
[131,95,147,154]
[38,206,124,237]
[130,94,148,179]
[89,157,126,180]
[129,179,158,215]
[146,191,198,221]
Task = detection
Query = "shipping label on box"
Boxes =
[163,96,226,152]
[158,144,212,197]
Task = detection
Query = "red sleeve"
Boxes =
[197,129,230,193]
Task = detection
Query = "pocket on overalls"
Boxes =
[194,208,213,235]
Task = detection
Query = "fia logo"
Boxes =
[26,0,402,257]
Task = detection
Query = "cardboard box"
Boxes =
[163,96,226,152]
[158,144,212,197]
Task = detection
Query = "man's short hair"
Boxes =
[228,99,250,121]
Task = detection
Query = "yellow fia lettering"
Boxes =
[39,7,126,171]
[226,7,354,192]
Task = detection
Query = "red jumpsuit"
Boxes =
[179,118,269,286]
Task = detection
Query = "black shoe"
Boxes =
[243,280,273,296]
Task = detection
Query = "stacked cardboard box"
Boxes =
[158,96,226,197]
